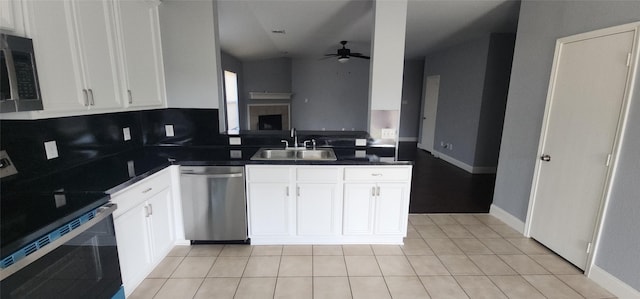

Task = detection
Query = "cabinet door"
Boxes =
[375,183,409,235]
[343,183,375,235]
[248,182,292,236]
[26,0,87,111]
[73,0,121,110]
[114,202,152,296]
[115,0,165,108]
[297,183,340,236]
[147,188,174,262]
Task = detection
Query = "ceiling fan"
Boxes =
[324,41,370,63]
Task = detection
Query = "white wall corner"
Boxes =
[489,204,525,234]
[589,265,640,299]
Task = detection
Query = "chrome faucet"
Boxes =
[290,127,299,149]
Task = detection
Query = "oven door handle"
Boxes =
[0,203,118,281]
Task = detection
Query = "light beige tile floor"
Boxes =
[129,213,616,299]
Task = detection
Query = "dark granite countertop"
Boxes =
[1,144,410,258]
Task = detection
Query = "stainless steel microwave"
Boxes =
[0,34,43,113]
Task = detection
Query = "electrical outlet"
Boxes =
[127,160,135,178]
[230,150,242,159]
[165,125,175,137]
[123,127,131,141]
[44,141,59,160]
[229,137,241,145]
[355,139,367,146]
[54,193,67,208]
[381,128,396,139]
[448,143,453,150]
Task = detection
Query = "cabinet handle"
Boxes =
[376,186,380,196]
[144,205,150,217]
[371,173,382,177]
[142,187,153,194]
[128,90,133,104]
[372,186,376,196]
[88,89,95,106]
[286,186,289,196]
[82,89,89,106]
[148,204,153,216]
[297,186,300,197]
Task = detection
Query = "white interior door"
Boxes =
[418,75,440,152]
[529,29,635,270]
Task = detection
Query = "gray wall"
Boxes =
[400,59,424,138]
[475,34,515,167]
[492,0,640,291]
[240,57,292,129]
[425,36,490,166]
[291,58,370,131]
[243,57,292,94]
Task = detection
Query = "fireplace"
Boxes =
[258,114,283,130]
[248,104,290,130]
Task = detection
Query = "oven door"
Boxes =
[0,204,123,299]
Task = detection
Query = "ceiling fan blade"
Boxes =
[351,53,370,59]
[324,53,339,57]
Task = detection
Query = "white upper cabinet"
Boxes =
[0,0,26,36]
[73,0,122,110]
[114,0,165,108]
[25,0,121,113]
[1,0,166,119]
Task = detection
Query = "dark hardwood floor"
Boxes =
[399,144,496,213]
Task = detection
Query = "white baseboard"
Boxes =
[589,265,640,299]
[433,151,497,174]
[489,204,525,234]
[399,137,418,142]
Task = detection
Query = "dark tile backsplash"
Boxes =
[0,108,221,183]
[139,108,222,146]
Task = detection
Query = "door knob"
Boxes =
[540,154,551,162]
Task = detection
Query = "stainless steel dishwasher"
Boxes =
[180,166,248,243]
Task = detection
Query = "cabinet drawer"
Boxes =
[296,167,341,182]
[344,167,411,181]
[111,169,171,218]
[247,166,290,182]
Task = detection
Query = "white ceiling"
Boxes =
[217,0,520,61]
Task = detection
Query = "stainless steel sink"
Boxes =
[253,149,297,159]
[251,148,337,161]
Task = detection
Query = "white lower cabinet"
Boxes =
[297,182,341,236]
[247,182,292,236]
[374,183,409,234]
[343,183,409,235]
[246,164,411,244]
[111,169,174,296]
[343,183,376,235]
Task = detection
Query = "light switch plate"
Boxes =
[44,140,59,160]
[355,150,366,158]
[229,137,241,145]
[123,127,131,141]
[355,139,367,146]
[381,128,396,139]
[165,125,175,137]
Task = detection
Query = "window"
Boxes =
[224,70,240,134]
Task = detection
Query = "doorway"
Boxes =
[418,75,439,153]
[526,25,637,271]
